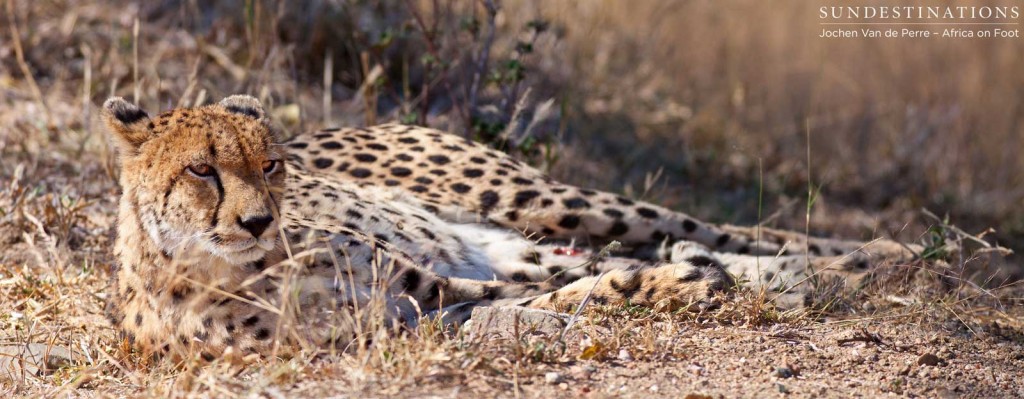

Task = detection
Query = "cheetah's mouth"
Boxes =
[208,238,276,265]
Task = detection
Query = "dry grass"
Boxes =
[1,0,1022,397]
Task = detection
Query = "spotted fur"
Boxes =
[102,96,918,360]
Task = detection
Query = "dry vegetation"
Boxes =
[1,0,1022,397]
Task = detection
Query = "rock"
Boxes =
[918,353,943,367]
[617,349,634,362]
[466,306,569,341]
[775,367,795,379]
[545,372,563,384]
[0,344,77,378]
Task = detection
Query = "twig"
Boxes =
[5,0,54,128]
[554,241,621,343]
[466,0,499,134]
[132,17,140,104]
[176,57,202,108]
[922,208,1011,254]
[324,49,333,126]
[836,327,888,347]
[404,0,469,128]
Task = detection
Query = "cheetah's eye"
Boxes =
[262,160,279,174]
[187,164,215,177]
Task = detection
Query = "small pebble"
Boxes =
[775,367,795,379]
[918,353,943,366]
[545,372,563,384]
[618,349,634,362]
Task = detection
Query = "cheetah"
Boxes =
[101,95,919,360]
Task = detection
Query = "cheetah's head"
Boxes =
[102,95,285,265]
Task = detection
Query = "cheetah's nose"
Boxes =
[238,214,274,238]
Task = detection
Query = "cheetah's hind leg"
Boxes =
[667,240,885,309]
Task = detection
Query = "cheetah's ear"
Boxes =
[102,97,154,155]
[218,95,267,121]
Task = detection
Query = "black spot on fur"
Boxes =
[513,190,541,207]
[563,198,591,209]
[504,210,519,222]
[255,328,271,340]
[808,244,821,255]
[678,269,704,282]
[418,227,437,240]
[635,207,659,219]
[313,158,334,169]
[481,286,500,300]
[320,141,343,149]
[602,208,624,218]
[288,142,308,149]
[463,169,484,178]
[402,269,422,292]
[242,315,260,327]
[480,190,500,213]
[716,234,731,247]
[686,256,721,268]
[512,177,533,185]
[451,183,472,193]
[350,168,372,178]
[427,155,451,165]
[366,143,388,151]
[354,153,377,162]
[391,167,413,177]
[558,215,581,229]
[511,272,530,282]
[522,251,542,265]
[682,219,698,232]
[609,273,642,299]
[607,221,629,236]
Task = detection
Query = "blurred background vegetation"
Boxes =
[1,0,1021,271]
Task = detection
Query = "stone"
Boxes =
[466,306,570,341]
[0,344,77,378]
